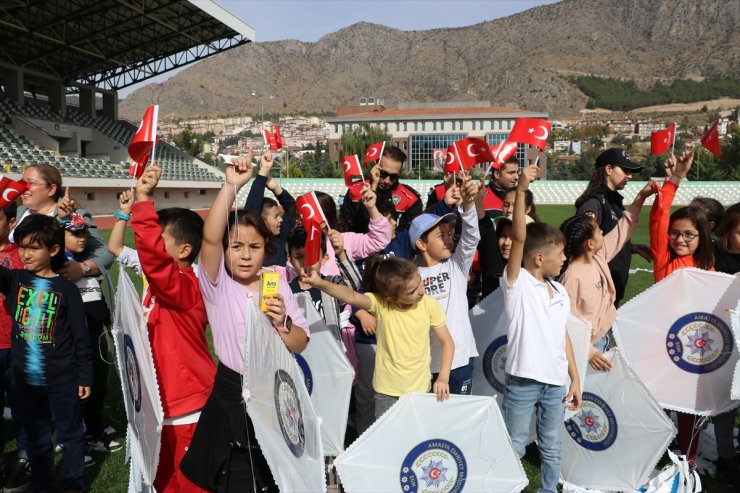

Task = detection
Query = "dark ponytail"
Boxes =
[559,214,598,275]
[575,168,608,209]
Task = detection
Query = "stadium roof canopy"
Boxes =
[0,0,254,93]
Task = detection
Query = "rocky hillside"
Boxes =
[119,0,740,120]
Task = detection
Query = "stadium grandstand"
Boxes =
[0,0,254,214]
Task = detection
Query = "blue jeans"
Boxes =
[502,374,565,493]
[15,376,86,492]
[592,330,612,353]
[432,357,474,395]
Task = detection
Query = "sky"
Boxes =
[119,0,559,97]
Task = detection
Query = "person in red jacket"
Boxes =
[130,164,216,493]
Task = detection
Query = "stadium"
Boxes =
[1,1,738,221]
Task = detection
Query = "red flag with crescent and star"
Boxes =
[273,125,283,150]
[296,192,328,229]
[454,137,493,170]
[444,144,461,173]
[507,118,551,151]
[0,176,29,207]
[128,105,159,178]
[650,122,676,155]
[363,142,385,164]
[342,154,364,187]
[304,218,323,267]
[700,120,721,157]
[489,141,518,170]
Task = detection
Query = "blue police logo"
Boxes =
[400,439,467,492]
[274,369,305,457]
[666,312,733,374]
[565,392,618,451]
[123,335,142,413]
[482,335,508,393]
[294,353,313,395]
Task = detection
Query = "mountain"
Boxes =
[119,0,740,121]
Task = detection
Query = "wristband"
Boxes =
[114,211,130,221]
[274,315,293,334]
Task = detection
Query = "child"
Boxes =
[62,212,121,457]
[501,165,581,493]
[559,181,657,371]
[0,214,92,492]
[650,148,714,467]
[106,189,142,275]
[300,254,455,418]
[411,174,480,394]
[129,165,216,492]
[180,153,309,491]
[0,202,30,491]
[244,150,295,267]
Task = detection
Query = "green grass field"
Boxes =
[10,206,729,492]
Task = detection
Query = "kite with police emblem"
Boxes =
[242,295,326,492]
[111,268,163,487]
[613,269,740,415]
[470,289,592,420]
[335,393,528,493]
[294,293,354,456]
[560,348,676,491]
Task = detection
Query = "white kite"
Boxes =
[242,295,326,492]
[560,348,676,491]
[470,289,592,420]
[111,268,163,488]
[613,269,740,415]
[335,393,528,493]
[294,293,354,456]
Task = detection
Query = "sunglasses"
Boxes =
[379,170,399,181]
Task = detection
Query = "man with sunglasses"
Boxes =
[339,146,422,233]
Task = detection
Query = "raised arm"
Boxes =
[602,182,657,262]
[344,185,391,260]
[506,165,538,285]
[201,151,254,282]
[244,150,274,213]
[452,176,481,272]
[107,189,133,257]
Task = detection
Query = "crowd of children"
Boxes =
[0,144,737,492]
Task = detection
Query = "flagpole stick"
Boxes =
[671,121,677,155]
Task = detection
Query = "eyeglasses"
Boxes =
[669,230,699,241]
[26,180,48,188]
[378,170,399,181]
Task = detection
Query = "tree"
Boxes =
[173,125,204,157]
[340,123,391,160]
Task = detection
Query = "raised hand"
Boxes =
[57,186,75,220]
[673,146,695,179]
[260,150,274,175]
[118,189,133,214]
[518,164,538,190]
[136,164,161,201]
[361,184,377,211]
[460,174,479,206]
[226,148,254,188]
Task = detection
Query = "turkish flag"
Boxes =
[507,118,551,150]
[0,176,29,207]
[444,144,461,173]
[342,154,364,187]
[363,142,385,164]
[650,122,676,155]
[700,120,721,157]
[304,219,323,267]
[296,192,328,228]
[489,141,518,169]
[455,137,493,170]
[128,105,159,175]
[264,128,280,151]
[273,125,283,150]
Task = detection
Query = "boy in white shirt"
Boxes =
[501,165,581,493]
[411,174,480,394]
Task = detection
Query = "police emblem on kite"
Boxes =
[242,296,325,492]
[613,269,740,415]
[335,393,528,492]
[560,349,676,491]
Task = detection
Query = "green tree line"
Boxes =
[572,76,740,111]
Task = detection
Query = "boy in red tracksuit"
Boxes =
[130,164,216,493]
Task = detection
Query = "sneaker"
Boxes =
[54,443,64,453]
[3,458,30,492]
[84,455,95,468]
[89,439,122,453]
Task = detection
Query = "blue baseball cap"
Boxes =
[409,213,456,250]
